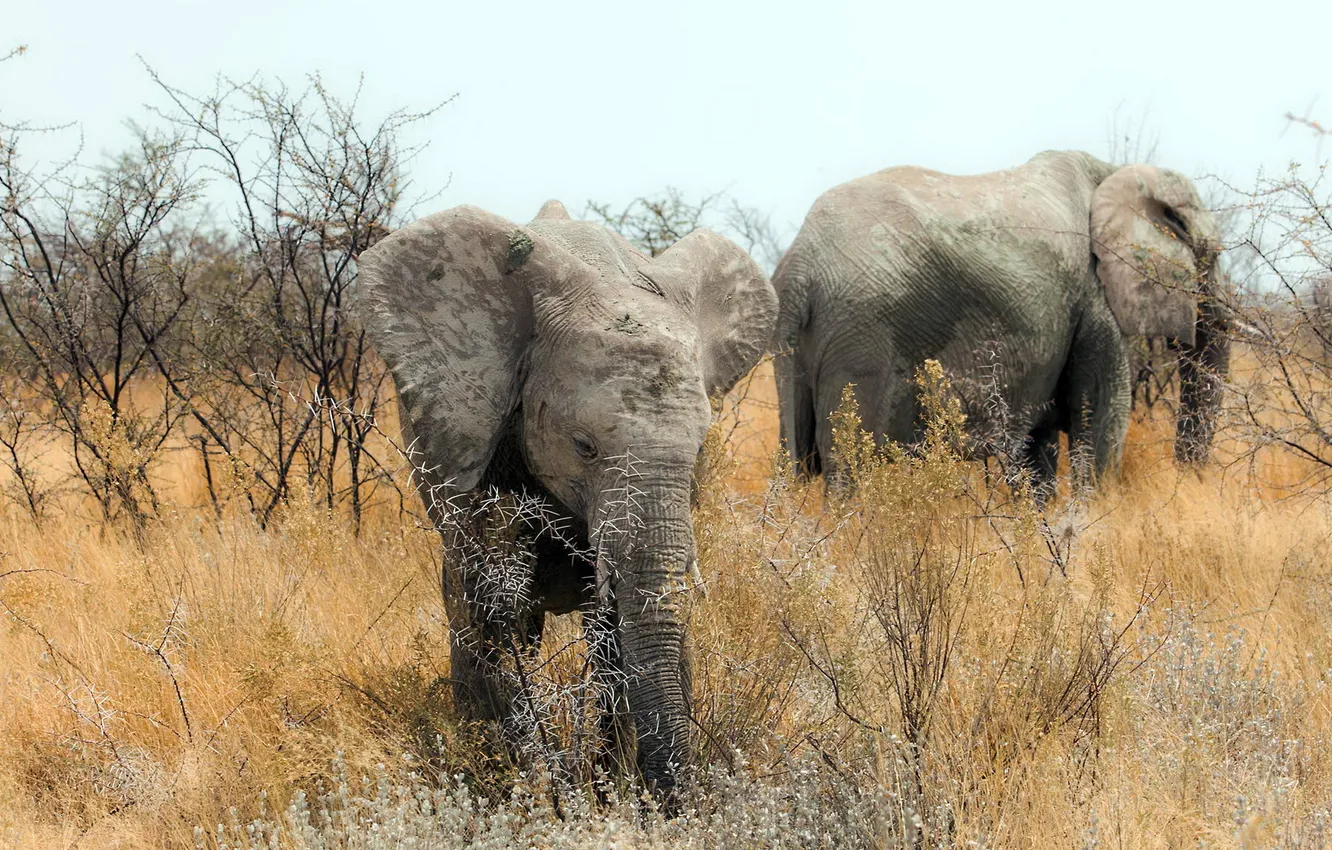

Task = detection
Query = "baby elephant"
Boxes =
[357,200,776,802]
[773,150,1229,492]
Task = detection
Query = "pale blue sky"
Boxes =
[6,0,1329,236]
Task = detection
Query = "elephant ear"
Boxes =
[358,205,581,496]
[1090,165,1219,345]
[646,229,778,397]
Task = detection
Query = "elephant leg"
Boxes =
[447,618,504,723]
[440,507,546,738]
[814,367,869,491]
[1058,307,1132,487]
[815,367,913,492]
[447,612,518,727]
[446,594,544,722]
[812,381,844,491]
[1020,426,1061,505]
[446,602,554,784]
[776,352,820,477]
[441,541,501,724]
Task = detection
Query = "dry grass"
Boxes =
[1,359,1330,848]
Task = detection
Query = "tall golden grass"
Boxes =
[0,359,1329,848]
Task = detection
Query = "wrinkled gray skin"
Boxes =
[773,150,1229,489]
[357,201,776,802]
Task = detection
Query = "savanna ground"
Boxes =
[1,354,1329,849]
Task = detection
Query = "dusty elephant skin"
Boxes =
[772,149,1230,491]
[356,199,776,804]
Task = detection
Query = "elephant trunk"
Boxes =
[594,472,694,802]
[1175,265,1231,464]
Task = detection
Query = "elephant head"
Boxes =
[356,201,776,797]
[1089,165,1230,462]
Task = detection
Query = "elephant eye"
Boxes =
[1160,205,1190,242]
[572,432,599,461]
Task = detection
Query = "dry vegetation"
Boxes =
[0,360,1329,848]
[4,53,1332,849]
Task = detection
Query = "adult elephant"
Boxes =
[772,150,1229,491]
[357,200,776,802]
